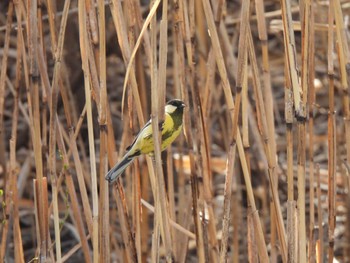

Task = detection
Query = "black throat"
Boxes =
[169,107,184,130]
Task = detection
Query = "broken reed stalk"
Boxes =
[327,2,336,261]
[33,178,49,260]
[28,0,49,258]
[280,0,307,261]
[298,0,313,262]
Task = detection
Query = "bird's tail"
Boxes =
[105,154,135,183]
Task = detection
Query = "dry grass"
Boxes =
[0,0,350,262]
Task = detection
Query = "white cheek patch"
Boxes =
[166,104,177,113]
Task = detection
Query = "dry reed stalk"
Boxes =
[333,1,350,261]
[195,92,219,263]
[47,1,71,261]
[149,0,173,259]
[279,0,302,115]
[345,162,350,262]
[34,178,49,260]
[307,4,316,263]
[69,129,93,233]
[131,160,142,263]
[60,234,90,263]
[65,174,92,262]
[140,161,150,260]
[284,13,297,262]
[286,128,297,263]
[201,0,270,261]
[0,2,13,259]
[248,25,289,262]
[119,0,160,113]
[242,58,258,263]
[85,0,98,45]
[139,192,197,239]
[27,0,48,258]
[287,201,298,263]
[98,0,110,261]
[113,183,138,262]
[223,4,250,262]
[77,1,99,261]
[9,27,25,263]
[296,122,307,263]
[172,8,192,260]
[254,1,281,260]
[231,167,241,263]
[300,0,313,262]
[0,201,10,260]
[316,164,324,262]
[172,1,206,260]
[151,213,161,263]
[333,1,350,178]
[219,144,235,263]
[280,0,307,261]
[188,3,221,260]
[327,2,336,262]
[0,2,13,181]
[167,149,178,259]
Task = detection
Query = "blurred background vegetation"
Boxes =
[0,0,350,262]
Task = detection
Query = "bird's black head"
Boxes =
[165,99,185,128]
[166,99,185,111]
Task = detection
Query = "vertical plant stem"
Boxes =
[308,4,316,262]
[150,0,173,259]
[10,27,25,263]
[0,3,14,258]
[327,3,336,261]
[48,1,71,261]
[316,164,324,262]
[78,0,99,261]
[219,145,236,262]
[201,0,269,260]
[28,0,48,258]
[248,25,287,262]
[98,0,109,261]
[0,2,13,181]
[66,174,92,263]
[113,183,138,262]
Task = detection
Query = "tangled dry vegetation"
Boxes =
[0,0,350,262]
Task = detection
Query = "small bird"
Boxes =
[105,99,185,183]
